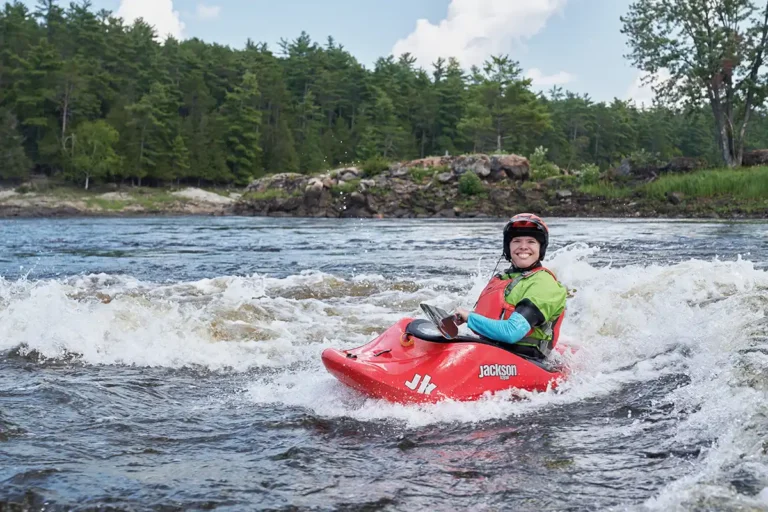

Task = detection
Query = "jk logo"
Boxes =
[404,374,437,395]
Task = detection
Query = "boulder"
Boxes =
[348,192,368,207]
[359,179,376,192]
[402,156,449,169]
[329,166,360,178]
[452,154,491,178]
[666,191,684,205]
[246,173,305,193]
[491,154,530,181]
[616,158,632,176]
[390,165,410,178]
[743,149,768,167]
[661,157,707,173]
[556,189,573,200]
[307,178,324,189]
[437,172,454,183]
[339,171,359,182]
[304,185,329,209]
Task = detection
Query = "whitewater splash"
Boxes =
[1,243,767,509]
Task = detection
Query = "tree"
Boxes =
[220,71,263,183]
[622,0,768,167]
[70,119,120,189]
[0,107,32,180]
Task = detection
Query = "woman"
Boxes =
[455,213,567,359]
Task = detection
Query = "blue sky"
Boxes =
[22,0,652,104]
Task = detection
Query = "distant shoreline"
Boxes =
[1,187,767,220]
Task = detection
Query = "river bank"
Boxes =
[3,153,768,219]
[0,186,239,218]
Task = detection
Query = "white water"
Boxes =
[1,242,767,510]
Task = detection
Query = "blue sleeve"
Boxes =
[467,312,531,345]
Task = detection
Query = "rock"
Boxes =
[489,169,507,181]
[246,173,305,193]
[322,177,335,189]
[276,196,302,212]
[339,171,359,182]
[435,208,456,217]
[743,149,768,167]
[661,157,707,173]
[304,185,329,209]
[556,190,573,200]
[402,156,449,169]
[666,191,684,205]
[452,154,491,178]
[491,154,530,181]
[616,158,632,176]
[329,166,360,178]
[437,172,454,183]
[359,179,376,192]
[348,192,367,207]
[391,165,409,178]
[307,178,324,189]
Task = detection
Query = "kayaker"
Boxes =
[454,213,567,359]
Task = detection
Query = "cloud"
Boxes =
[196,3,221,20]
[525,68,574,86]
[626,69,672,106]
[116,0,185,40]
[392,0,568,68]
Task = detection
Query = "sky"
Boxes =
[21,0,655,104]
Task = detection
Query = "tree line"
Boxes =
[1,0,767,189]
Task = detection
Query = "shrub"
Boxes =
[332,179,360,194]
[458,172,485,196]
[361,156,390,177]
[578,163,600,185]
[629,149,662,169]
[529,146,560,180]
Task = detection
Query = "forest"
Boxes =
[1,0,768,189]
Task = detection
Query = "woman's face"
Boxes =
[509,236,540,268]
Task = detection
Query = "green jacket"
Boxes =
[500,269,567,344]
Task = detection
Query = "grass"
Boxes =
[578,183,635,199]
[576,165,768,202]
[242,188,292,201]
[332,179,360,194]
[641,166,768,200]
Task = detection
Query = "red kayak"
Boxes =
[322,317,570,404]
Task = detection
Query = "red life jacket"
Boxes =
[473,267,566,351]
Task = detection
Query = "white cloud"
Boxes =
[116,0,185,40]
[196,3,221,20]
[525,68,574,86]
[391,0,568,68]
[626,69,672,107]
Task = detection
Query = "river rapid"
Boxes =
[0,217,767,511]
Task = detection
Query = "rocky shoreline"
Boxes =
[2,151,768,220]
[233,152,768,220]
[0,187,238,218]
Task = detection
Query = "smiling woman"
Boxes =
[455,213,567,357]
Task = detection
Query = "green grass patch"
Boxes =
[641,166,768,200]
[578,183,635,199]
[242,188,291,201]
[408,167,437,183]
[332,179,360,194]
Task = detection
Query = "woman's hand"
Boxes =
[454,308,471,324]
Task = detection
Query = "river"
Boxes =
[1,216,767,511]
